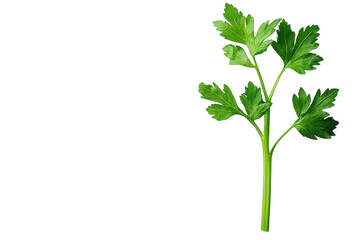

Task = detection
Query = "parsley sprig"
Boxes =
[199,3,338,232]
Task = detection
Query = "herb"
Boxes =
[199,3,338,232]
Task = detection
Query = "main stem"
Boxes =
[252,55,273,231]
[261,108,272,232]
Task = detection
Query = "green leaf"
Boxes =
[271,20,295,64]
[249,19,281,56]
[223,44,254,68]
[199,82,245,120]
[213,4,250,45]
[240,81,272,121]
[214,3,281,56]
[293,88,339,139]
[287,53,323,74]
[272,20,323,74]
[292,88,311,117]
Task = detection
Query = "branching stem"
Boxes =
[249,120,263,139]
[251,55,291,232]
[269,66,287,100]
[270,125,294,157]
[252,56,269,102]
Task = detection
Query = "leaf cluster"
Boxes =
[293,88,339,139]
[200,3,339,141]
[214,3,281,57]
[272,21,323,74]
[199,81,270,122]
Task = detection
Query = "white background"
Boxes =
[0,0,359,239]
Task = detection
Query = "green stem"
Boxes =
[249,120,263,139]
[251,54,272,231]
[261,109,271,232]
[270,125,294,157]
[252,56,269,101]
[269,66,286,100]
[261,65,289,231]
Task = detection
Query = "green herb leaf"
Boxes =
[214,3,280,56]
[199,82,245,120]
[213,4,251,45]
[293,88,339,139]
[292,88,311,117]
[272,20,323,74]
[240,82,272,121]
[223,44,254,68]
[249,19,281,56]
